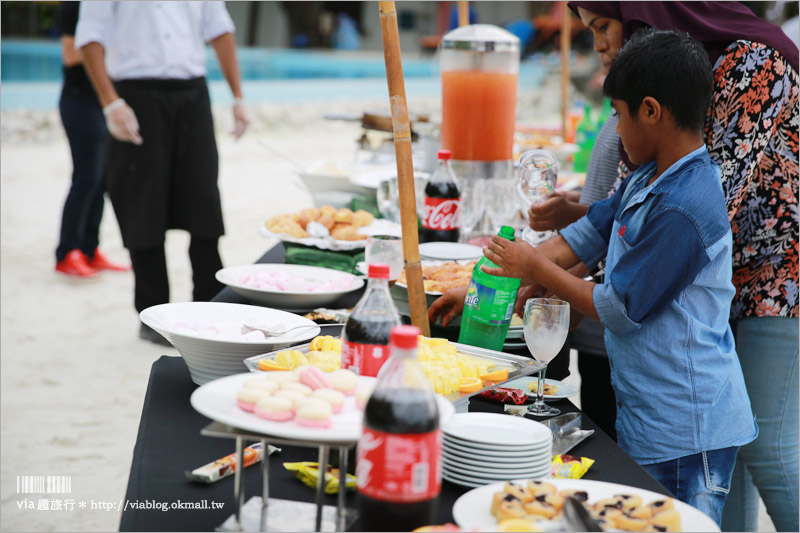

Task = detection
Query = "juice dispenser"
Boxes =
[440,24,520,181]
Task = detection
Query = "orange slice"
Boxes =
[479,368,509,381]
[258,359,290,371]
[458,377,482,393]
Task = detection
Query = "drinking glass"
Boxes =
[376,174,429,224]
[365,235,404,280]
[484,178,518,233]
[523,298,570,416]
[457,177,485,243]
[517,150,559,245]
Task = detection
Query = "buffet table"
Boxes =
[120,242,668,531]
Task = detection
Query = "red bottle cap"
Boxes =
[437,149,451,160]
[391,325,421,349]
[367,264,391,279]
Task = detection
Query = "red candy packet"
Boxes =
[477,387,528,405]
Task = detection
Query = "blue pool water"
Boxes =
[0,39,547,110]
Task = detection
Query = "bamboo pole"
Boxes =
[458,1,469,27]
[560,1,571,141]
[378,1,431,336]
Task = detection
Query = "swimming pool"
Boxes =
[0,39,547,110]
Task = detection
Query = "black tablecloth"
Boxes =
[121,243,667,531]
[119,356,668,531]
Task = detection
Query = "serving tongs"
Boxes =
[563,496,604,532]
[540,413,595,456]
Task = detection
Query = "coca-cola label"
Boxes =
[422,197,461,231]
[341,341,390,377]
[356,428,442,503]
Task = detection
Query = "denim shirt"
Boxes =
[561,146,758,464]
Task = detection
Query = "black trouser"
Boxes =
[56,86,107,261]
[577,351,617,441]
[130,237,224,314]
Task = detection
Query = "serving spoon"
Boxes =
[242,321,345,338]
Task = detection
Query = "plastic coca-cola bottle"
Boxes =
[341,263,402,377]
[356,325,442,532]
[420,149,461,243]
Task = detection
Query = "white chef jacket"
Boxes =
[74,1,234,81]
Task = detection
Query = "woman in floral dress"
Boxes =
[568,2,798,531]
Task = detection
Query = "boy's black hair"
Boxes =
[603,28,712,132]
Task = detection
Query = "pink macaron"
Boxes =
[236,387,271,412]
[298,366,332,390]
[295,399,333,428]
[329,369,359,396]
[312,388,346,413]
[254,396,294,422]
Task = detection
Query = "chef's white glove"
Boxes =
[232,97,249,140]
[102,99,143,145]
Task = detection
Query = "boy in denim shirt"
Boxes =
[481,29,757,523]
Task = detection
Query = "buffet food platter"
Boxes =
[244,340,545,407]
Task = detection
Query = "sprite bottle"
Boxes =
[457,226,521,351]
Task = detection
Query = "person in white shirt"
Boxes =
[75,1,250,345]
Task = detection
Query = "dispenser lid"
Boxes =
[442,24,520,52]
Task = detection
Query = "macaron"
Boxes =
[236,387,271,412]
[329,369,358,396]
[295,400,333,428]
[253,395,294,422]
[311,388,346,413]
[243,377,279,394]
[355,385,374,410]
[274,389,308,411]
[264,371,300,385]
[298,366,332,390]
[280,382,313,397]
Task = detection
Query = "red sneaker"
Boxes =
[55,250,98,278]
[88,249,130,272]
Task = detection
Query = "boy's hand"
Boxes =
[481,235,537,279]
[514,283,549,316]
[428,285,468,327]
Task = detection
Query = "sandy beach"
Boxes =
[0,74,774,532]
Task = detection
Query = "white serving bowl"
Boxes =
[139,302,320,385]
[215,264,363,312]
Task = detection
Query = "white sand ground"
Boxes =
[0,80,775,532]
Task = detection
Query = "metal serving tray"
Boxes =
[243,341,545,407]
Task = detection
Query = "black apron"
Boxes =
[106,77,224,250]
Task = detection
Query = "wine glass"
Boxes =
[523,298,570,416]
[457,178,485,244]
[517,150,559,245]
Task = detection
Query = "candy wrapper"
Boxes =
[477,387,527,405]
[551,454,595,479]
[186,443,281,484]
[283,462,357,494]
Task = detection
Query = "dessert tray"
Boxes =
[258,218,401,251]
[244,341,545,407]
[452,478,720,532]
[190,372,455,445]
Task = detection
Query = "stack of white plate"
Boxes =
[442,413,552,488]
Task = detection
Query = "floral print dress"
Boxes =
[705,41,799,320]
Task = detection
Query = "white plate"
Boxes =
[419,242,483,261]
[506,325,524,340]
[442,465,552,485]
[452,478,720,532]
[258,219,401,252]
[503,377,580,401]
[444,470,550,489]
[442,451,552,470]
[444,445,552,466]
[140,302,320,385]
[502,341,528,350]
[444,413,552,447]
[215,264,364,312]
[191,372,455,445]
[444,435,552,456]
[296,158,375,195]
